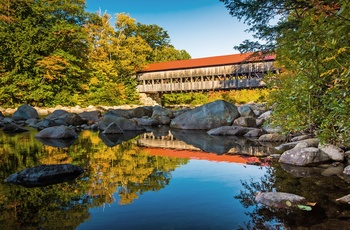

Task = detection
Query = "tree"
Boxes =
[0,0,91,106]
[221,0,350,145]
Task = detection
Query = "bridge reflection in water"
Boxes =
[137,128,277,164]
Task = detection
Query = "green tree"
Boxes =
[221,0,350,145]
[0,0,91,106]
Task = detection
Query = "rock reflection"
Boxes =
[235,162,350,229]
[36,137,77,147]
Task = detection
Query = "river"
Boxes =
[0,127,350,229]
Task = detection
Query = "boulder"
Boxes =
[129,106,153,118]
[12,104,39,121]
[207,126,252,136]
[275,138,319,152]
[170,100,239,130]
[35,126,78,139]
[244,129,264,138]
[153,115,171,125]
[262,124,283,133]
[258,133,286,142]
[238,105,256,117]
[279,147,331,166]
[319,144,344,162]
[5,164,84,187]
[46,110,84,126]
[33,118,59,130]
[151,105,173,118]
[233,116,256,127]
[291,135,312,142]
[133,117,159,126]
[2,122,28,133]
[100,112,145,131]
[79,110,102,124]
[255,192,310,210]
[258,110,272,120]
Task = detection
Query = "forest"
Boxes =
[0,0,190,107]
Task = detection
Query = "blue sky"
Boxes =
[85,1,253,58]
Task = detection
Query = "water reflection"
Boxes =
[1,127,350,229]
[0,129,188,229]
[235,162,350,229]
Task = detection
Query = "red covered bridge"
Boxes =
[136,52,276,93]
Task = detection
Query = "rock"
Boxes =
[35,126,78,139]
[46,110,84,126]
[343,165,350,175]
[238,105,256,117]
[336,194,350,204]
[5,164,84,187]
[25,118,39,127]
[275,138,319,152]
[0,111,4,119]
[173,108,191,117]
[102,122,124,134]
[153,115,171,125]
[12,104,39,121]
[4,108,17,116]
[151,105,173,118]
[100,112,145,131]
[244,129,264,138]
[207,126,251,136]
[258,133,286,142]
[319,144,344,162]
[170,100,240,130]
[255,118,265,128]
[35,108,49,116]
[233,116,256,127]
[279,147,331,166]
[291,135,312,142]
[255,192,309,210]
[33,118,59,130]
[133,117,159,126]
[129,106,153,118]
[79,110,102,124]
[2,122,28,133]
[262,124,283,133]
[258,110,272,120]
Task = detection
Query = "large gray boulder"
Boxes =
[259,133,286,142]
[233,116,256,127]
[279,147,331,166]
[79,110,102,124]
[35,126,78,139]
[170,100,239,130]
[5,164,84,187]
[12,104,39,121]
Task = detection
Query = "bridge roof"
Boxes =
[139,52,275,73]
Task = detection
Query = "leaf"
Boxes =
[297,205,312,211]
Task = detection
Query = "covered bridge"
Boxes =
[136,52,276,93]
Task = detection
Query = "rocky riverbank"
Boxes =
[1,100,350,187]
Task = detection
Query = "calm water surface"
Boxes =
[1,127,350,229]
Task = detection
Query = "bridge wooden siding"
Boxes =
[136,52,276,93]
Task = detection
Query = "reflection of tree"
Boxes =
[82,133,188,205]
[0,129,188,229]
[234,163,343,229]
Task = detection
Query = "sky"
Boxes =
[85,0,253,59]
